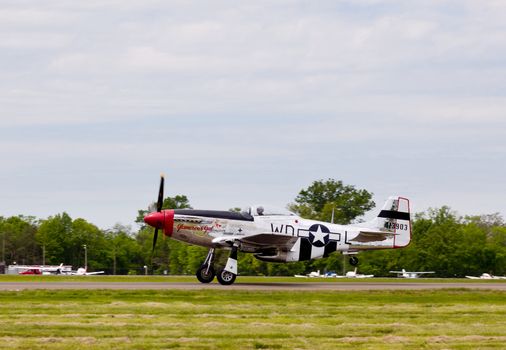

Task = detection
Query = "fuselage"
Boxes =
[144,206,401,262]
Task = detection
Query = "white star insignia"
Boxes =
[311,226,327,245]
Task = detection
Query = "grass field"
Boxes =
[0,289,505,349]
[1,274,504,283]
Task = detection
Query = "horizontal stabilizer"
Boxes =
[349,230,399,243]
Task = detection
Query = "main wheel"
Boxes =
[349,256,359,266]
[196,265,215,283]
[216,269,236,285]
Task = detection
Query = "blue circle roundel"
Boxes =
[308,224,330,247]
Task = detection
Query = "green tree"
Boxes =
[362,207,506,277]
[105,224,143,275]
[36,213,73,265]
[0,216,39,265]
[71,218,108,271]
[289,179,375,224]
[287,179,375,275]
[37,213,108,271]
[489,226,506,275]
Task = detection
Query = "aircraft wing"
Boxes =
[239,234,299,249]
[85,271,105,275]
[349,230,400,243]
[213,233,298,251]
[465,276,480,279]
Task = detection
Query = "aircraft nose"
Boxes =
[144,212,164,228]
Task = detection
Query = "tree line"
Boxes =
[1,179,505,276]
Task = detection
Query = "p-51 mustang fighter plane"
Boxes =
[144,176,412,285]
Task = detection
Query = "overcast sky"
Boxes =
[1,1,505,229]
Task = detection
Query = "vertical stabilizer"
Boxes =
[364,196,411,248]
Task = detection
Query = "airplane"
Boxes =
[59,267,105,276]
[294,270,325,278]
[144,176,412,285]
[465,273,506,280]
[334,268,374,278]
[19,268,43,275]
[294,269,374,278]
[11,263,72,275]
[389,269,435,278]
[72,268,105,276]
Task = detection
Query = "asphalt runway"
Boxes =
[1,282,505,291]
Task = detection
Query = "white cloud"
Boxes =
[1,1,506,227]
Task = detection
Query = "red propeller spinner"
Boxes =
[144,175,174,253]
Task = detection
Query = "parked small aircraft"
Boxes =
[294,270,325,278]
[465,273,506,280]
[144,176,411,285]
[19,268,42,275]
[73,268,105,275]
[61,268,105,276]
[294,268,374,278]
[12,263,72,275]
[390,269,435,278]
[335,268,374,278]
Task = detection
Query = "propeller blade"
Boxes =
[156,175,164,212]
[152,174,165,254]
[152,228,159,253]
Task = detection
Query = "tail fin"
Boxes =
[366,196,411,248]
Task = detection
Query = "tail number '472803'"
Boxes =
[384,222,409,231]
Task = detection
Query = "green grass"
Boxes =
[1,274,504,283]
[0,289,505,349]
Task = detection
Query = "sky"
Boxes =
[1,0,505,230]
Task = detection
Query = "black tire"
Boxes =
[349,256,359,266]
[216,269,236,285]
[196,265,215,283]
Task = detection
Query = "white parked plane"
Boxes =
[465,273,506,280]
[144,176,411,285]
[390,269,435,278]
[294,270,325,278]
[334,268,374,278]
[60,267,105,276]
[74,268,105,275]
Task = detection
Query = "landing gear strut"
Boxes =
[217,245,238,285]
[349,256,359,266]
[196,248,216,283]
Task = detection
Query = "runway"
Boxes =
[1,281,505,291]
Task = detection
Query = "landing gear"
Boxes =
[196,246,239,285]
[216,269,236,285]
[196,265,215,283]
[217,245,238,286]
[349,256,359,266]
[196,248,216,283]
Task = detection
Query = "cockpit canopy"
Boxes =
[243,205,296,217]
